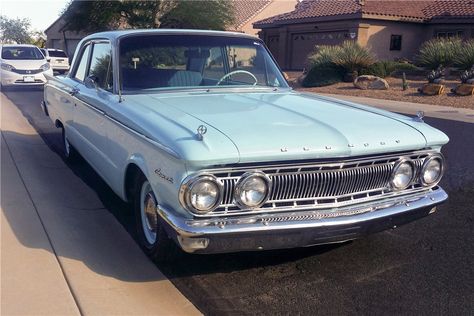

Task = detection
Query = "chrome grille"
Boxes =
[202,150,432,217]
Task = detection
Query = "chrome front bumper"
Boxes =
[158,187,448,254]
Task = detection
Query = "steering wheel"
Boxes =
[216,70,258,86]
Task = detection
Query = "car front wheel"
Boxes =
[133,173,178,262]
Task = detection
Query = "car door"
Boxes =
[71,41,115,181]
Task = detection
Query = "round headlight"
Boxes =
[235,172,271,209]
[390,159,415,190]
[181,175,222,214]
[421,155,444,186]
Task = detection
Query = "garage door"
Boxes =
[290,31,348,70]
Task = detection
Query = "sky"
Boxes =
[1,0,71,31]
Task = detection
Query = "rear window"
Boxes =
[47,50,67,58]
[1,46,44,60]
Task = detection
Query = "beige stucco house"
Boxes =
[254,0,474,70]
[44,0,298,59]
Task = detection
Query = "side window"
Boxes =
[74,45,91,81]
[88,42,113,91]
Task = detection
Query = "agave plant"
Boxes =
[308,45,341,66]
[417,37,463,70]
[332,41,376,73]
[454,39,474,70]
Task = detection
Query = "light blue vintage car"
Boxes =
[43,30,448,261]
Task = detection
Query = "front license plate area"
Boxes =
[23,76,35,82]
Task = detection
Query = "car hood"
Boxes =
[128,90,447,165]
[1,58,47,69]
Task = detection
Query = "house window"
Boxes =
[390,35,402,51]
[436,30,464,38]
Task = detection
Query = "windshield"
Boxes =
[120,35,287,92]
[1,46,44,60]
[48,50,67,58]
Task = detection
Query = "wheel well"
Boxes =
[55,120,63,128]
[124,163,144,202]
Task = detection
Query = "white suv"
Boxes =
[40,48,70,74]
[0,44,53,87]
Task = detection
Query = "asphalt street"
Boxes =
[2,87,473,315]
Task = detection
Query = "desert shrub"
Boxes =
[304,41,374,87]
[308,45,341,67]
[417,37,463,69]
[361,61,419,78]
[332,41,376,73]
[302,63,344,87]
[454,39,474,70]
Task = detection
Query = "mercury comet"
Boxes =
[43,30,448,261]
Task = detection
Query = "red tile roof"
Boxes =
[254,0,474,27]
[230,0,272,30]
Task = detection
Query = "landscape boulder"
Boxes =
[452,84,474,96]
[354,75,389,90]
[418,83,445,96]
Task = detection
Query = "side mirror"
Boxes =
[84,75,99,90]
[47,58,51,62]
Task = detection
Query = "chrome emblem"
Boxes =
[154,168,174,183]
[415,111,425,122]
[196,125,207,140]
[26,70,31,74]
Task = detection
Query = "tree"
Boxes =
[62,0,234,32]
[0,15,32,44]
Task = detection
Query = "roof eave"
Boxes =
[254,13,362,28]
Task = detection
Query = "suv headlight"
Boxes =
[235,172,271,209]
[180,174,222,214]
[390,159,415,191]
[420,154,444,186]
[1,63,15,72]
[40,63,50,71]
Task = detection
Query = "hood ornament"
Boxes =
[415,111,425,122]
[196,125,207,141]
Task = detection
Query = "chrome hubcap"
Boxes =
[140,181,158,245]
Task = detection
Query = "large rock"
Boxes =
[354,75,389,90]
[418,83,446,96]
[452,84,474,96]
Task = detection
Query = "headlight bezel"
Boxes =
[390,158,416,191]
[40,63,50,71]
[420,153,444,187]
[234,171,272,209]
[180,174,223,214]
[1,63,15,72]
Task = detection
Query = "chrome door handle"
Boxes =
[69,88,79,96]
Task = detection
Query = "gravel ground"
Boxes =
[291,75,474,110]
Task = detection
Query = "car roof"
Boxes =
[0,44,39,48]
[82,28,259,42]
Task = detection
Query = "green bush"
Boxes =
[304,41,375,87]
[417,37,462,69]
[302,64,343,87]
[308,45,341,67]
[454,39,474,70]
[332,41,376,73]
[361,61,419,78]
